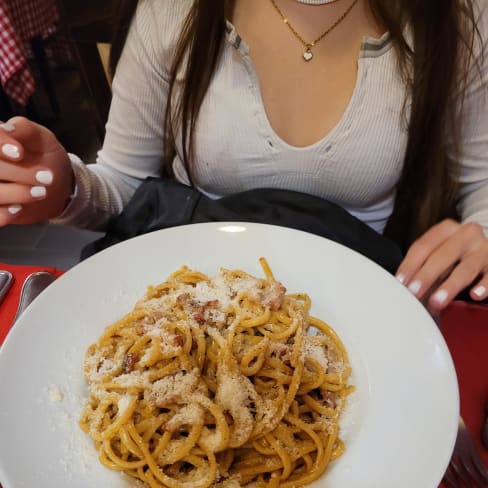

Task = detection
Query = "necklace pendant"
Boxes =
[303,48,313,62]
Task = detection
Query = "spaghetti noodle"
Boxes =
[80,258,353,488]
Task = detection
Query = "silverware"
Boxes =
[0,270,13,306]
[443,417,488,487]
[14,271,57,323]
[482,398,488,451]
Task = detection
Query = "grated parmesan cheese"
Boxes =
[147,369,200,407]
[304,339,329,371]
[48,385,65,403]
[117,395,130,415]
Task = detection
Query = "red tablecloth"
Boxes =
[4,0,58,46]
[0,262,487,487]
[0,0,35,106]
[440,302,488,467]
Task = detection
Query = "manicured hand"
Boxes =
[0,117,73,226]
[396,219,488,312]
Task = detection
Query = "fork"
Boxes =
[482,398,488,451]
[442,417,488,487]
[0,270,13,306]
[13,271,57,323]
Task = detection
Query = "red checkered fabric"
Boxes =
[0,0,35,106]
[5,0,58,46]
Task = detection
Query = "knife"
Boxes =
[14,271,57,323]
[0,270,13,306]
[482,398,488,451]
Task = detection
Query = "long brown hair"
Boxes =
[110,0,480,250]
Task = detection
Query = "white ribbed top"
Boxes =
[53,0,488,235]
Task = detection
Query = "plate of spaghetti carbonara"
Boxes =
[80,258,353,488]
[0,223,458,488]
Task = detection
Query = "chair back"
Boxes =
[55,0,117,138]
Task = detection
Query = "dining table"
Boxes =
[0,0,59,111]
[0,250,487,487]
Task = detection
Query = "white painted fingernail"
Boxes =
[408,280,422,295]
[1,143,20,159]
[396,273,406,284]
[0,122,15,132]
[30,186,47,198]
[8,204,22,215]
[473,285,486,298]
[432,289,449,305]
[35,170,53,185]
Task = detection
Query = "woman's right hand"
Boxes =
[0,117,74,226]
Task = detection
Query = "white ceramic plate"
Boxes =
[0,223,458,488]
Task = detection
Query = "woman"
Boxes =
[0,0,487,311]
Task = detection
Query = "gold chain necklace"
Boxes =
[270,0,360,61]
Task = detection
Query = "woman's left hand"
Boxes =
[395,219,488,312]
